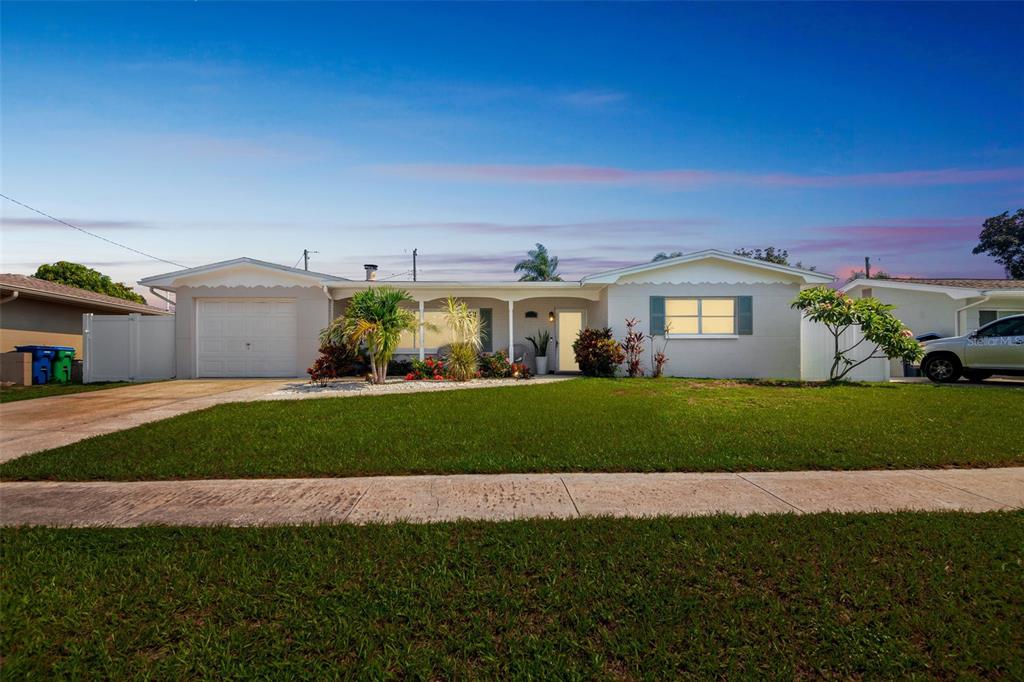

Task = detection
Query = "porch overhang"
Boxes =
[324,280,606,302]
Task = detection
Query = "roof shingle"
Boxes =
[0,274,171,314]
[886,278,1024,290]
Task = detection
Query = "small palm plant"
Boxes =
[442,297,482,381]
[526,330,550,357]
[321,286,418,384]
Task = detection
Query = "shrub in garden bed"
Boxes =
[573,327,625,377]
[478,351,513,378]
[307,345,365,385]
[405,357,445,381]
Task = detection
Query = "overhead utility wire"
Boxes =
[0,193,187,268]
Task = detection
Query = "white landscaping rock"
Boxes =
[265,375,572,400]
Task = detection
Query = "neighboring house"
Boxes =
[0,273,171,357]
[139,251,835,379]
[841,277,1024,377]
[841,278,1024,338]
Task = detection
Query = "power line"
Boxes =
[379,270,413,281]
[0,193,186,268]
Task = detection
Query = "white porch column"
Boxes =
[418,300,426,361]
[507,299,514,357]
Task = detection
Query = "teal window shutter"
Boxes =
[736,296,753,335]
[480,308,493,351]
[650,296,666,336]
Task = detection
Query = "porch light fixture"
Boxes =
[548,311,555,322]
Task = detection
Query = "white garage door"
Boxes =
[197,299,297,377]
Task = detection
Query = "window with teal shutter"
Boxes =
[736,296,753,335]
[649,296,666,336]
[480,308,493,351]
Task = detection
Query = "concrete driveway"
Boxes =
[0,380,290,463]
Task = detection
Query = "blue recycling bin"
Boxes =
[14,345,58,385]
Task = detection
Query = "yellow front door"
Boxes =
[556,310,584,372]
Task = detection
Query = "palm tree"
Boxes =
[514,243,563,281]
[320,286,418,384]
[442,297,482,381]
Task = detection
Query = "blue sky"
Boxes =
[2,2,1022,291]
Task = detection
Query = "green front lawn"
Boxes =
[2,379,1022,480]
[0,381,133,404]
[3,512,1021,678]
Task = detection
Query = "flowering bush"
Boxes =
[478,351,513,378]
[510,362,532,379]
[572,327,625,377]
[405,356,445,381]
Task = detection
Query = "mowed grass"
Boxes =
[2,379,1022,481]
[3,512,1022,678]
[0,381,132,404]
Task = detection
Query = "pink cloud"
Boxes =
[379,163,1024,189]
[371,218,718,237]
[790,217,984,255]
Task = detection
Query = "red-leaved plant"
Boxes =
[622,318,645,377]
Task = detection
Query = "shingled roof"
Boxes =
[886,278,1024,290]
[0,274,171,314]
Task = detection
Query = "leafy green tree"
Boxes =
[514,243,562,281]
[320,286,418,384]
[652,251,684,262]
[973,209,1024,278]
[845,270,891,283]
[33,261,146,304]
[792,287,922,381]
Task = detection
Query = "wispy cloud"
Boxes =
[379,163,1024,189]
[790,217,983,255]
[0,217,154,231]
[556,89,628,108]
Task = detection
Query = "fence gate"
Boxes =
[82,313,175,383]
[800,316,891,382]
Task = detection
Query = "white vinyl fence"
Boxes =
[82,313,175,383]
[800,315,891,382]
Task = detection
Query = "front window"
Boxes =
[665,297,735,336]
[398,310,480,350]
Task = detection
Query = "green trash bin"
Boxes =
[51,347,76,384]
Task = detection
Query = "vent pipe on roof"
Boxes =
[364,264,378,281]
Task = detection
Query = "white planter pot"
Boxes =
[535,356,549,375]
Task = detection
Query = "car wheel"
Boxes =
[963,370,993,383]
[923,355,961,383]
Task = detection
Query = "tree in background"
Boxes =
[733,246,817,271]
[845,270,891,283]
[514,243,562,281]
[33,261,146,304]
[792,287,921,382]
[651,251,684,262]
[973,209,1024,279]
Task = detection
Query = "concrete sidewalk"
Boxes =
[2,467,1021,527]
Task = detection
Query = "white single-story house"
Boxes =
[139,250,836,380]
[841,277,1024,377]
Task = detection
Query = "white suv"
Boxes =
[918,314,1024,383]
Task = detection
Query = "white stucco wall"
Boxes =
[173,285,330,378]
[846,285,960,338]
[605,282,803,378]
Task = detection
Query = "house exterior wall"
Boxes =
[605,282,803,378]
[0,297,100,356]
[960,296,1024,334]
[847,285,960,338]
[173,285,330,378]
